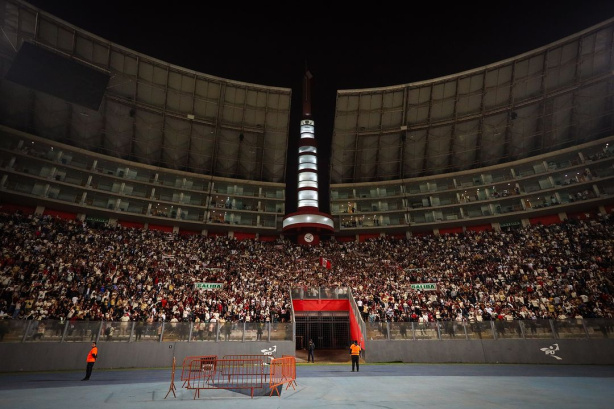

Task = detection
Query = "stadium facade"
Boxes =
[0,1,612,238]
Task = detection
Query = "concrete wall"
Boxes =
[2,338,613,373]
[365,339,614,365]
[0,341,294,373]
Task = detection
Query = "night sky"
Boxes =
[23,1,614,211]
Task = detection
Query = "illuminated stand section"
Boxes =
[283,71,334,245]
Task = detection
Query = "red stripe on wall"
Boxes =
[466,224,492,232]
[292,300,349,312]
[358,233,380,242]
[149,224,173,232]
[439,226,463,235]
[530,214,561,225]
[234,232,256,241]
[259,235,278,242]
[0,203,36,215]
[567,211,598,220]
[43,209,76,220]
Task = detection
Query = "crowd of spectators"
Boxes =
[0,210,613,330]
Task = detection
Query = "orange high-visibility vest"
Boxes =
[87,346,98,363]
[350,344,361,356]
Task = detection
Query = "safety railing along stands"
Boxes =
[0,319,292,343]
[364,317,614,341]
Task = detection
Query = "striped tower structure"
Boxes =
[282,69,334,245]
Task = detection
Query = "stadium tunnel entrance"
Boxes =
[294,311,350,350]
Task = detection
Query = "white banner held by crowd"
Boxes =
[194,282,224,290]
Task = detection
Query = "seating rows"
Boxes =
[1,211,612,327]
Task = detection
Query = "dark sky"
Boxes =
[24,1,614,212]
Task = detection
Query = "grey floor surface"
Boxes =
[1,363,614,409]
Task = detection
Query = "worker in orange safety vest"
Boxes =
[350,340,362,372]
[82,341,98,381]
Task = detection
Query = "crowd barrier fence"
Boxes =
[173,353,296,399]
[269,355,297,396]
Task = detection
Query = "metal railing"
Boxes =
[365,318,614,341]
[0,320,292,343]
[290,286,351,300]
[4,317,611,344]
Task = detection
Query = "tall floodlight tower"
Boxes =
[282,69,334,245]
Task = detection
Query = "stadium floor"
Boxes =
[1,363,613,409]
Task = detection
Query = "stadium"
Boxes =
[0,1,614,407]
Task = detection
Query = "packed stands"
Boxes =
[1,210,613,332]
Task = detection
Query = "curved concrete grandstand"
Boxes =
[331,17,614,182]
[329,17,614,238]
[0,1,291,183]
[0,0,612,238]
[0,0,290,237]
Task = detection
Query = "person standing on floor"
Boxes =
[82,341,98,381]
[307,339,316,362]
[350,340,361,372]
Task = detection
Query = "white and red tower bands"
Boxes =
[282,70,334,245]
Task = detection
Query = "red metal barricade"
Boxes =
[269,355,297,396]
[180,355,217,388]
[173,354,296,399]
[184,356,266,398]
[282,355,297,389]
